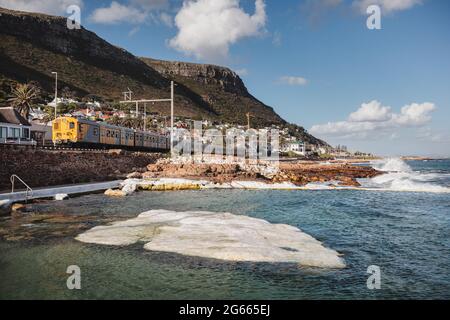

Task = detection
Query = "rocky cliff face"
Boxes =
[0,8,165,87]
[146,59,249,96]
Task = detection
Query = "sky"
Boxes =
[1,0,449,157]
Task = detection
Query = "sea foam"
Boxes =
[363,158,450,193]
[76,209,345,269]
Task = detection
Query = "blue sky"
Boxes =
[2,0,449,156]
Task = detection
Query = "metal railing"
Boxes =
[10,175,33,201]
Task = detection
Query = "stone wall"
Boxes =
[0,148,161,191]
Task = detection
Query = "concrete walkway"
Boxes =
[0,180,122,202]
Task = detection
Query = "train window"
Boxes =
[69,122,75,129]
[93,128,99,136]
[54,123,59,130]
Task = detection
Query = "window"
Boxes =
[54,123,59,130]
[69,122,75,129]
[93,128,99,136]
[0,126,6,138]
[22,128,30,139]
[9,128,20,138]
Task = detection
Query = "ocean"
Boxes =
[0,159,449,299]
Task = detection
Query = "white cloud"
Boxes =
[310,100,436,138]
[169,0,267,62]
[272,31,282,46]
[279,76,308,86]
[349,100,392,122]
[90,1,147,24]
[159,12,173,27]
[392,102,435,126]
[352,0,422,14]
[128,26,141,37]
[90,0,170,25]
[0,0,83,16]
[235,68,248,76]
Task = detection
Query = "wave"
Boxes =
[363,158,450,193]
[371,158,412,172]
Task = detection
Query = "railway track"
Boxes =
[0,143,164,154]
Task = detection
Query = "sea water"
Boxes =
[0,159,449,299]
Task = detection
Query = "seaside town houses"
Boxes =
[0,98,372,158]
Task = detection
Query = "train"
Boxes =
[52,117,170,151]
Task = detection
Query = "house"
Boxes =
[281,141,305,156]
[30,121,53,147]
[0,107,35,145]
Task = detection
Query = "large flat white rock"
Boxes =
[76,210,345,269]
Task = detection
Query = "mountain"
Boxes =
[0,7,327,145]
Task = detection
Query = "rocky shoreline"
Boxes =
[105,159,382,196]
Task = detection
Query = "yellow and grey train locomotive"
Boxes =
[52,117,169,151]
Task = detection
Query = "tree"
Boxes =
[108,116,122,126]
[121,116,135,129]
[42,106,56,125]
[8,83,40,119]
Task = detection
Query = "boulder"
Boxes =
[337,176,361,187]
[11,203,26,212]
[0,199,12,216]
[104,189,127,197]
[54,193,69,201]
[126,172,143,179]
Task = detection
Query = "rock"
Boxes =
[54,194,69,201]
[337,176,361,187]
[76,209,346,269]
[121,182,137,196]
[104,189,127,197]
[126,172,143,179]
[108,149,125,155]
[11,203,26,212]
[0,200,12,216]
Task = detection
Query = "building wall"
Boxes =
[0,122,31,144]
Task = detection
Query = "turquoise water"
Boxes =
[0,160,449,299]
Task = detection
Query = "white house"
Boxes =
[0,107,35,145]
[281,141,306,156]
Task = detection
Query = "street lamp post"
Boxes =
[52,72,58,119]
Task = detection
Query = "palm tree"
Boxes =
[121,116,135,129]
[108,116,122,126]
[8,83,40,119]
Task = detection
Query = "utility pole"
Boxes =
[246,112,252,130]
[52,72,58,119]
[118,82,175,152]
[135,101,139,120]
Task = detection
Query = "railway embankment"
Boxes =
[0,148,162,191]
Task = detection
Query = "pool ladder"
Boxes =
[10,174,33,201]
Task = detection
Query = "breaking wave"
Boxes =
[363,158,450,193]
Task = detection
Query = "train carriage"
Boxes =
[52,116,169,152]
[121,127,135,147]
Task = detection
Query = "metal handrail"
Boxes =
[10,175,33,201]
